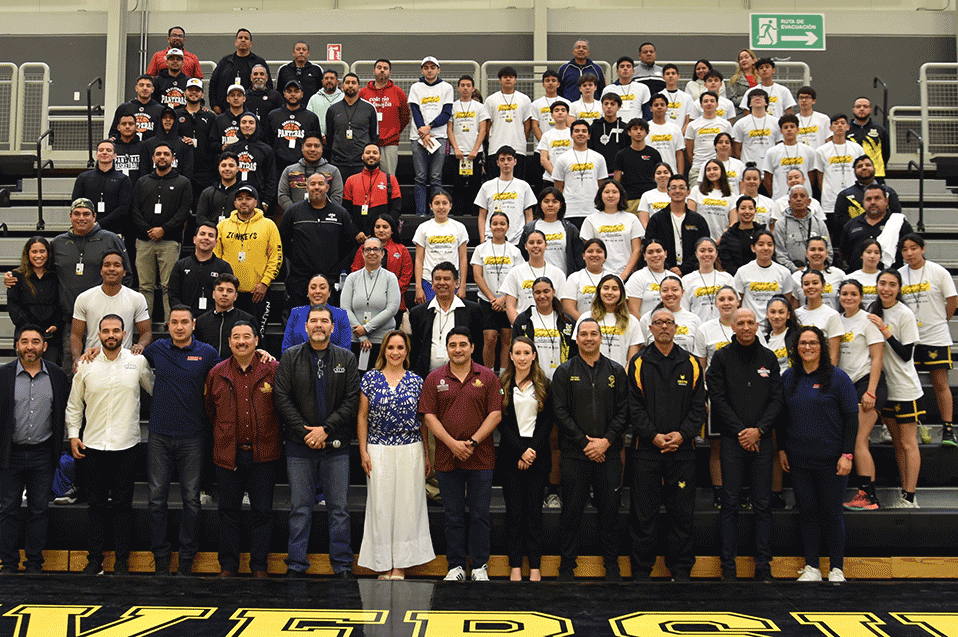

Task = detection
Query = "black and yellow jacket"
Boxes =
[628,343,706,451]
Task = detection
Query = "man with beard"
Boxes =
[246,65,283,122]
[152,49,189,108]
[832,155,902,231]
[209,28,271,114]
[277,41,323,103]
[341,144,402,239]
[174,79,217,192]
[265,80,321,171]
[278,130,344,211]
[225,114,277,210]
[66,314,154,575]
[839,183,913,272]
[197,152,241,227]
[359,59,410,175]
[279,172,359,311]
[325,73,378,180]
[109,74,165,141]
[210,84,251,152]
[139,107,194,181]
[146,26,202,79]
[307,70,344,141]
[169,222,234,317]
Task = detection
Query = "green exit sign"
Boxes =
[750,14,826,51]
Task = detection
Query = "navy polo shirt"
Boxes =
[145,337,220,437]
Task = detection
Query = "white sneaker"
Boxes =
[443,566,466,581]
[828,568,846,582]
[470,564,489,581]
[796,565,822,581]
[199,492,213,506]
[889,494,919,509]
[544,494,561,509]
[242,493,250,506]
[879,425,893,443]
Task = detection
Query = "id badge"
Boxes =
[358,347,371,371]
[198,297,208,310]
[377,112,383,122]
[75,263,84,276]
[234,75,241,85]
[237,251,246,263]
[191,137,198,147]
[346,128,353,140]
[154,203,163,215]
[363,311,372,323]
[288,138,296,149]
[240,171,248,182]
[97,201,105,213]
[459,159,473,176]
[361,204,369,215]
[218,215,226,223]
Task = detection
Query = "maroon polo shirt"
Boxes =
[419,360,503,472]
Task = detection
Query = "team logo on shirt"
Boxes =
[829,155,853,164]
[544,232,564,242]
[676,326,689,335]
[237,151,257,173]
[522,280,535,289]
[582,285,597,294]
[600,325,623,336]
[750,281,780,292]
[862,285,877,295]
[703,198,727,207]
[841,331,855,343]
[260,382,272,393]
[484,256,512,265]
[598,224,625,233]
[749,129,771,137]
[757,366,770,378]
[570,162,595,172]
[533,328,560,338]
[497,104,518,112]
[799,126,819,135]
[694,285,721,298]
[698,127,722,135]
[421,96,442,105]
[279,120,305,142]
[187,356,203,361]
[650,134,673,142]
[677,374,688,386]
[428,235,455,244]
[608,375,615,387]
[493,192,518,201]
[454,111,476,119]
[902,282,930,295]
[781,157,804,166]
[552,139,571,148]
[650,283,661,292]
[333,364,345,373]
[134,113,155,134]
[473,379,484,387]
[437,378,449,391]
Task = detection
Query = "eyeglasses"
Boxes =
[362,247,382,253]
[651,319,676,327]
[798,341,820,349]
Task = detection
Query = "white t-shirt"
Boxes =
[412,218,469,282]
[815,140,865,213]
[688,188,733,240]
[428,295,464,371]
[900,260,958,347]
[689,96,737,122]
[528,219,571,274]
[682,270,736,322]
[474,177,537,244]
[407,79,454,139]
[576,312,644,369]
[734,260,794,317]
[501,262,566,317]
[732,114,781,167]
[625,266,670,316]
[796,304,844,340]
[536,127,573,181]
[470,240,523,303]
[560,267,613,316]
[839,309,884,382]
[73,285,150,351]
[525,308,570,379]
[570,98,602,124]
[796,111,832,148]
[579,210,644,275]
[879,301,923,401]
[551,149,608,218]
[762,143,817,199]
[848,269,880,310]
[639,307,701,353]
[740,83,796,119]
[531,95,569,137]
[450,99,491,153]
[693,318,735,368]
[698,157,745,196]
[485,90,534,155]
[638,188,671,218]
[765,329,792,374]
[749,193,778,227]
[602,82,650,124]
[647,121,685,173]
[660,89,694,128]
[791,267,846,310]
[684,115,732,178]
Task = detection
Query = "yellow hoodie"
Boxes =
[214,208,283,293]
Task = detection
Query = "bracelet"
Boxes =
[841,453,853,460]
[865,392,877,399]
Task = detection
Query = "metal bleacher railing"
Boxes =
[888,62,958,169]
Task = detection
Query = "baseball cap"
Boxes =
[71,197,95,212]
[421,56,440,67]
[284,79,303,91]
[186,78,203,89]
[236,185,259,199]
[227,83,246,95]
[166,48,184,58]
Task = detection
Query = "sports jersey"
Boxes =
[485,90,534,155]
[697,157,746,196]
[647,121,684,173]
[740,83,796,118]
[470,240,523,302]
[474,177,537,244]
[732,114,780,167]
[899,260,958,347]
[412,218,469,282]
[638,188,671,218]
[530,95,569,136]
[660,89,694,127]
[450,99,490,153]
[688,188,733,240]
[639,307,701,353]
[879,302,923,401]
[536,127,573,181]
[682,270,735,322]
[551,149,608,218]
[791,266,846,310]
[839,310,884,383]
[560,267,613,316]
[601,81,651,123]
[570,98,601,124]
[580,210,644,275]
[693,318,735,368]
[734,260,794,317]
[795,304,844,339]
[815,139,864,213]
[685,115,732,179]
[689,96,736,122]
[848,269,879,310]
[502,262,566,316]
[575,312,644,369]
[762,142,816,198]
[624,266,670,315]
[796,111,831,148]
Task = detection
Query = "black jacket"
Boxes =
[705,335,783,439]
[211,109,254,151]
[209,51,272,112]
[325,98,379,168]
[196,181,241,227]
[628,343,706,451]
[195,306,255,359]
[552,354,629,460]
[139,106,195,181]
[7,270,60,334]
[848,118,891,178]
[0,359,70,470]
[511,307,578,365]
[152,70,190,108]
[71,165,133,234]
[408,299,484,379]
[131,168,193,241]
[718,222,767,276]
[832,180,903,236]
[264,105,321,167]
[226,128,277,207]
[274,342,360,450]
[168,253,234,319]
[109,98,165,141]
[246,88,284,121]
[174,105,217,183]
[277,61,323,102]
[644,208,711,275]
[839,211,913,272]
[518,219,585,274]
[112,137,143,184]
[498,379,553,474]
[278,197,357,286]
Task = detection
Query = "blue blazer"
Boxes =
[282,304,352,352]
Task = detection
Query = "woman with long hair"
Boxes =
[686,59,717,101]
[764,294,800,509]
[794,269,843,366]
[848,238,882,310]
[472,211,523,371]
[498,336,553,581]
[638,275,701,353]
[837,279,887,512]
[581,179,643,281]
[734,231,795,316]
[779,326,859,582]
[707,132,745,195]
[689,158,734,240]
[727,48,758,108]
[511,277,577,380]
[518,187,584,276]
[637,163,673,229]
[737,164,776,227]
[8,236,60,362]
[503,229,566,325]
[719,195,765,276]
[791,236,846,310]
[582,273,643,369]
[357,331,434,579]
[626,238,670,318]
[682,237,734,322]
[560,238,612,320]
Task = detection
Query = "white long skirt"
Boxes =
[357,442,435,571]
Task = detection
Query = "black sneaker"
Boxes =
[154,554,170,575]
[754,566,773,581]
[770,493,787,509]
[721,569,737,582]
[82,560,104,576]
[176,558,193,576]
[113,559,129,575]
[942,424,958,447]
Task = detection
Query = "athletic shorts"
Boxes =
[479,298,512,331]
[913,344,953,370]
[881,399,926,425]
[854,373,888,412]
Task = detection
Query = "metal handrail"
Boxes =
[35,129,53,231]
[87,77,102,167]
[906,129,925,233]
[874,77,888,132]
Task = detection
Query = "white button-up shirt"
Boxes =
[66,348,154,451]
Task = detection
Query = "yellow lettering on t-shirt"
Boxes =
[695,285,721,298]
[497,104,518,112]
[570,162,595,172]
[493,192,518,201]
[829,155,853,164]
[598,224,626,233]
[750,281,780,292]
[902,281,931,295]
[650,134,673,142]
[429,235,455,244]
[421,95,441,105]
[781,157,804,166]
[749,129,771,137]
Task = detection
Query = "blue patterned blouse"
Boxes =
[361,369,424,445]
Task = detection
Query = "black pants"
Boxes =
[351,341,381,372]
[85,447,136,563]
[0,443,56,571]
[630,446,696,577]
[236,292,271,339]
[449,155,483,215]
[559,454,621,573]
[790,460,848,571]
[720,436,773,572]
[216,450,277,573]
[501,445,547,569]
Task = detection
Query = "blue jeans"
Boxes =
[286,449,351,573]
[216,450,276,573]
[412,138,447,216]
[0,444,56,571]
[435,468,493,569]
[147,432,203,561]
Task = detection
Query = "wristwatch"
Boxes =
[467,438,479,449]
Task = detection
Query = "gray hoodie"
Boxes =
[772,207,832,272]
[51,223,132,319]
[277,157,343,210]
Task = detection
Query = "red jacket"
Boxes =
[350,237,414,311]
[358,80,411,146]
[146,48,203,79]
[205,356,282,470]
